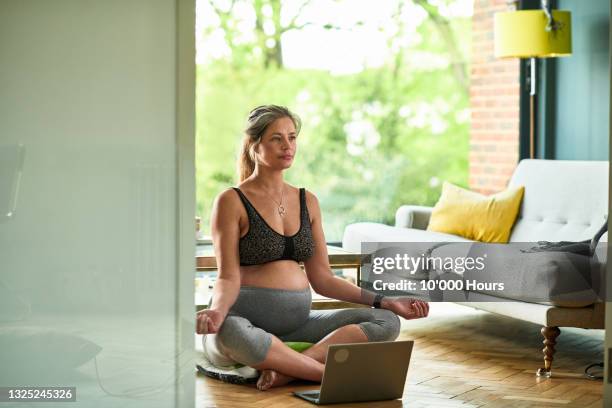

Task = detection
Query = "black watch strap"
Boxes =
[373,294,385,309]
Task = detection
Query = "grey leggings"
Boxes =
[206,286,401,366]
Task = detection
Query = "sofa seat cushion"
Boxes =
[457,243,604,307]
[342,222,472,254]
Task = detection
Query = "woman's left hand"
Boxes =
[383,297,429,320]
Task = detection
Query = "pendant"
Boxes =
[278,205,286,217]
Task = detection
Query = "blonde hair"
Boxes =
[237,105,302,182]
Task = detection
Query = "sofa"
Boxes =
[342,159,608,376]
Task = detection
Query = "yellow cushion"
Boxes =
[427,182,525,243]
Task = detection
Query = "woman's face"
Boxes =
[254,116,297,170]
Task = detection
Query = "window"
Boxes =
[196,0,472,242]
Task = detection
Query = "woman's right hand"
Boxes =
[196,309,225,334]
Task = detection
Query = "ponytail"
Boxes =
[237,137,256,182]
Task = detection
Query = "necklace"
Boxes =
[266,186,286,217]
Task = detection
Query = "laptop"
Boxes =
[293,340,413,405]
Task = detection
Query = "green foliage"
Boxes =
[196,0,471,242]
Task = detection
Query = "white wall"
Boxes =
[0,0,195,406]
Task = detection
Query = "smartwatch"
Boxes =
[372,294,385,309]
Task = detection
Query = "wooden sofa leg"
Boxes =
[536,326,561,377]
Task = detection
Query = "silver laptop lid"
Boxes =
[318,340,413,404]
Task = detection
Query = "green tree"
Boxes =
[196,0,472,241]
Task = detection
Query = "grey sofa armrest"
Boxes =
[395,205,433,230]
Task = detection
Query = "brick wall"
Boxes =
[469,0,520,194]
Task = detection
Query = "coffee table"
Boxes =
[195,244,365,310]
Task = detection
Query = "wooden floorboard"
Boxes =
[195,303,604,407]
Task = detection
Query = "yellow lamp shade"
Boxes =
[494,10,572,58]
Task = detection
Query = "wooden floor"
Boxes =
[196,303,604,407]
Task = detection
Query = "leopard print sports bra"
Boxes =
[233,187,315,266]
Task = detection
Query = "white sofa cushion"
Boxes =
[342,222,471,254]
[508,160,608,242]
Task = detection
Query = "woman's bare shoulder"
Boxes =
[215,187,238,201]
[213,188,243,215]
[302,188,321,219]
[303,188,319,204]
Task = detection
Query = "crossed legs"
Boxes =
[210,307,401,390]
[254,323,368,390]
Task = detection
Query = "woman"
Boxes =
[196,105,429,391]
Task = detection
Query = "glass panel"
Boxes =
[0,1,194,407]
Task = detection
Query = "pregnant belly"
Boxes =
[239,259,310,291]
[229,285,312,336]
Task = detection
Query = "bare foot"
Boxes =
[256,369,294,391]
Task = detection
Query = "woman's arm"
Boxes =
[303,191,429,320]
[196,190,242,334]
[303,191,372,303]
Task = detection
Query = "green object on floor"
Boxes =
[228,341,313,368]
[284,341,314,354]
